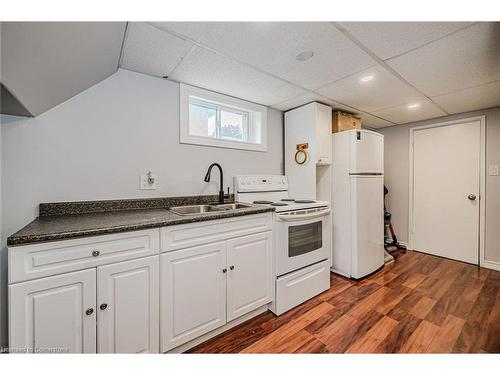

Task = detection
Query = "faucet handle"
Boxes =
[225,187,230,198]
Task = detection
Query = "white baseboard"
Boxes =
[481,260,500,272]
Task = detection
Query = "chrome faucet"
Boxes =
[204,163,229,204]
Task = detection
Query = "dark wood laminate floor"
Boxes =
[188,251,500,353]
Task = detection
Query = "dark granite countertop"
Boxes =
[7,196,274,246]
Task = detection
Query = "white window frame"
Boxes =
[180,84,267,152]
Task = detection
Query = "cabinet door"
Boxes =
[226,231,273,322]
[160,242,226,352]
[97,256,159,353]
[316,102,333,163]
[9,269,96,353]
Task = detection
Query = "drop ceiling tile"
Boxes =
[169,46,306,106]
[198,22,376,90]
[432,80,500,114]
[372,99,447,124]
[387,22,500,97]
[148,22,213,42]
[120,22,193,78]
[316,65,424,112]
[272,92,336,111]
[358,112,395,129]
[339,22,473,60]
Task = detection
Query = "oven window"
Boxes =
[288,221,322,257]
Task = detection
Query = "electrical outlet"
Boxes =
[489,165,499,176]
[140,174,157,190]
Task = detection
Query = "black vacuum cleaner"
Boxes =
[384,185,406,253]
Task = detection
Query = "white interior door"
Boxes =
[411,121,481,264]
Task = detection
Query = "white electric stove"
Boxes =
[234,175,332,315]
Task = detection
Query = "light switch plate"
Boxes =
[489,165,499,176]
[140,175,157,190]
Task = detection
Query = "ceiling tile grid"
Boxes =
[356,112,396,129]
[120,22,194,78]
[372,99,447,124]
[119,21,500,128]
[316,65,425,112]
[148,22,213,42]
[386,22,500,97]
[431,80,500,114]
[338,22,474,60]
[168,46,306,106]
[196,22,377,90]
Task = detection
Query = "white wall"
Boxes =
[0,69,284,346]
[379,106,500,265]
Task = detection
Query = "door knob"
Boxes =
[468,194,477,201]
[85,308,94,316]
[100,303,108,310]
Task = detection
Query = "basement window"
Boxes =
[180,84,267,152]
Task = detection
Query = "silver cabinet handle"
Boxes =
[85,308,94,316]
[92,250,100,257]
[468,194,477,201]
[229,265,234,270]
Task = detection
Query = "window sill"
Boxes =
[180,134,267,152]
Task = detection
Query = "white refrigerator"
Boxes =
[331,129,385,279]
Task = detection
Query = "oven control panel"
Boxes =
[234,175,288,192]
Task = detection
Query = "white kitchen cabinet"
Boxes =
[160,229,273,352]
[9,269,97,353]
[160,242,227,352]
[285,102,332,201]
[160,213,272,253]
[9,228,160,284]
[97,256,159,353]
[226,231,272,322]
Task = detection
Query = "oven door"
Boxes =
[275,207,331,276]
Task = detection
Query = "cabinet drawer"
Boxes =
[9,229,160,283]
[160,213,272,253]
[273,260,330,316]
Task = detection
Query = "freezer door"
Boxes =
[350,175,384,278]
[350,130,384,174]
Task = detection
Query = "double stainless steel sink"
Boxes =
[169,203,253,216]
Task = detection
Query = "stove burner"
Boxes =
[280,198,295,202]
[253,200,273,204]
[295,199,316,204]
[271,202,288,206]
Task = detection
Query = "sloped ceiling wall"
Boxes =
[1,22,126,116]
[0,82,32,116]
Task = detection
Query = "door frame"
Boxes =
[408,115,487,268]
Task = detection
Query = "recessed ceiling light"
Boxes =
[295,50,314,62]
[359,75,374,83]
[407,103,421,109]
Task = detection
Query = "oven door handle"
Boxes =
[277,208,331,222]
